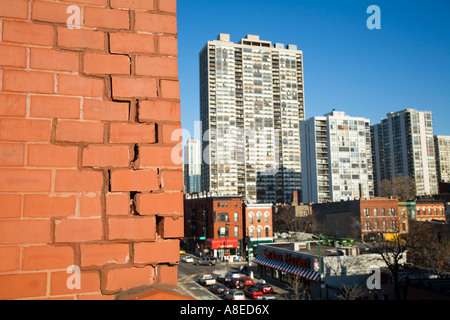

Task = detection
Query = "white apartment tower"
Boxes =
[300,111,375,204]
[200,34,305,204]
[371,109,438,196]
[183,138,202,194]
[435,135,450,183]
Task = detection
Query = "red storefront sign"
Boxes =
[206,238,238,249]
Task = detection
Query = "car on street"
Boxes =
[181,255,194,263]
[224,289,246,301]
[244,286,264,299]
[228,277,244,289]
[209,283,226,295]
[198,274,216,286]
[240,276,254,286]
[253,282,273,293]
[194,257,217,266]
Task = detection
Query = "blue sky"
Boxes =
[177,0,450,138]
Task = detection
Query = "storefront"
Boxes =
[206,238,240,260]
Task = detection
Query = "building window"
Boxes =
[248,212,254,223]
[218,213,229,222]
[257,226,262,238]
[249,227,254,238]
[264,211,270,222]
[234,212,238,222]
[265,226,270,237]
[389,208,395,216]
[218,227,229,237]
[256,212,262,223]
[364,208,370,217]
[373,208,378,217]
[391,220,396,231]
[381,208,386,216]
[364,221,371,231]
[234,226,239,237]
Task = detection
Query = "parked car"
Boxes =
[253,282,273,293]
[198,274,216,286]
[244,286,264,299]
[194,257,217,266]
[217,275,233,286]
[224,289,246,300]
[209,283,226,295]
[181,255,194,263]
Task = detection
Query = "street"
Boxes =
[177,254,287,300]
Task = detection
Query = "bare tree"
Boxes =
[284,275,310,300]
[335,283,366,300]
[274,203,313,234]
[371,233,408,300]
[379,176,416,201]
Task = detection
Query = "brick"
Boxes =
[0,0,29,19]
[57,74,104,98]
[84,53,130,75]
[0,219,51,244]
[139,100,180,122]
[158,36,178,56]
[134,240,178,264]
[104,266,154,292]
[55,170,104,192]
[111,77,157,99]
[162,123,182,144]
[2,70,55,94]
[158,216,184,239]
[56,120,104,143]
[50,270,101,296]
[0,143,25,166]
[30,48,79,72]
[157,265,178,286]
[0,44,27,68]
[139,145,179,168]
[135,192,183,216]
[83,145,130,168]
[110,169,159,192]
[0,93,27,117]
[84,7,130,30]
[59,0,107,6]
[0,169,52,192]
[0,273,47,300]
[54,218,103,242]
[57,27,105,51]
[110,0,154,11]
[30,95,81,119]
[159,0,177,14]
[79,193,102,217]
[135,56,178,78]
[0,194,22,218]
[109,123,156,144]
[2,20,54,46]
[105,192,130,216]
[83,99,129,121]
[160,80,180,100]
[135,12,177,34]
[108,216,156,241]
[162,170,183,191]
[0,119,52,142]
[28,144,79,168]
[23,194,77,218]
[32,0,74,24]
[109,32,155,54]
[0,246,19,272]
[22,245,74,270]
[80,243,130,267]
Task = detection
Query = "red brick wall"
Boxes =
[0,0,183,300]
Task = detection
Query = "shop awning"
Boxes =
[206,238,238,249]
[253,256,321,282]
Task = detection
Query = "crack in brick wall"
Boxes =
[0,0,183,300]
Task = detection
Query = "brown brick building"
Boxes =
[184,195,244,260]
[0,0,184,300]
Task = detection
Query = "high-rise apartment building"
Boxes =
[300,111,374,204]
[435,135,450,183]
[184,138,202,194]
[371,109,438,196]
[200,34,305,204]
